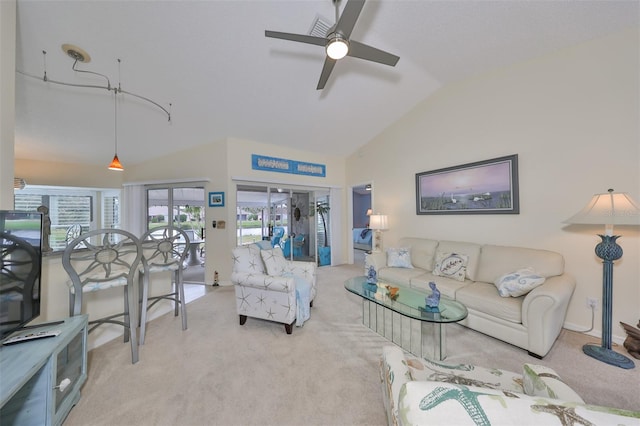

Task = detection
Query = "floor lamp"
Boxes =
[566,189,640,369]
[369,214,388,253]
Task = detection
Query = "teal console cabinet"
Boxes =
[0,315,88,425]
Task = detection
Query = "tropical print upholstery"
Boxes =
[380,345,639,426]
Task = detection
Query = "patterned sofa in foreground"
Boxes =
[380,345,639,426]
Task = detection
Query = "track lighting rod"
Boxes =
[16,48,171,122]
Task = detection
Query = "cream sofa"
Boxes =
[365,238,576,358]
[380,345,639,426]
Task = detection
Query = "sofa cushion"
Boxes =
[437,240,482,280]
[523,364,584,403]
[410,273,468,299]
[476,244,565,284]
[232,244,265,274]
[456,281,522,323]
[433,251,469,282]
[397,238,439,271]
[494,267,546,297]
[260,247,288,276]
[378,266,425,286]
[386,247,414,268]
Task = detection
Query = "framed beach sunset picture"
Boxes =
[416,155,519,215]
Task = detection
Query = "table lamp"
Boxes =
[565,189,640,369]
[369,214,388,252]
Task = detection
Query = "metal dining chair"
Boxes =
[62,228,142,364]
[0,232,41,326]
[138,226,190,345]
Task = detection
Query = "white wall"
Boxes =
[346,28,639,343]
[0,0,16,209]
[15,158,124,188]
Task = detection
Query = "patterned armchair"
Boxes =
[231,244,316,334]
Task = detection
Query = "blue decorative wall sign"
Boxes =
[252,154,326,177]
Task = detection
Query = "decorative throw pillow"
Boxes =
[432,251,468,282]
[386,247,413,268]
[232,244,265,274]
[494,267,546,297]
[260,247,288,276]
[523,364,584,403]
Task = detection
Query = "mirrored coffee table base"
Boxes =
[345,276,468,360]
[363,300,449,360]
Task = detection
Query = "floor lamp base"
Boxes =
[583,344,635,369]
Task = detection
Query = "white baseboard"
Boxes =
[563,321,625,345]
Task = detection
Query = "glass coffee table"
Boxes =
[344,276,468,360]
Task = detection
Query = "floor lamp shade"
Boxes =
[566,189,640,232]
[565,189,640,369]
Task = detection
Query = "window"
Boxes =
[14,186,121,251]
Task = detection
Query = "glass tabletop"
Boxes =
[344,276,468,323]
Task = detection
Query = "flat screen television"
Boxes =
[0,210,43,340]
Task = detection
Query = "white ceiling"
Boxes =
[13,0,638,167]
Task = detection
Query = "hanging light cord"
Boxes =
[17,50,171,121]
[114,90,118,156]
[72,57,111,89]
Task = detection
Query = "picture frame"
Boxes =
[208,192,225,207]
[416,154,519,215]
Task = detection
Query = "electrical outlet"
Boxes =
[587,297,599,310]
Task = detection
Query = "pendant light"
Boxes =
[108,90,124,171]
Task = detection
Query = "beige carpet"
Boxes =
[64,264,640,425]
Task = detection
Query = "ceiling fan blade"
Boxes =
[348,40,400,66]
[265,30,326,47]
[335,0,365,39]
[317,57,337,90]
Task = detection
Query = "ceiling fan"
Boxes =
[265,0,400,90]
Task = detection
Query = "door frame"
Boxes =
[348,181,373,264]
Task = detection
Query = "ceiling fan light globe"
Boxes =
[326,37,349,60]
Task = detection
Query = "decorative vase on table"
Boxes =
[366,265,378,283]
[424,281,441,312]
[366,265,378,291]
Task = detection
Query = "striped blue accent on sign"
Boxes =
[252,154,326,177]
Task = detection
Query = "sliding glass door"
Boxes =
[146,185,205,282]
[236,184,330,265]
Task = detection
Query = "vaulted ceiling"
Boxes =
[13,0,638,167]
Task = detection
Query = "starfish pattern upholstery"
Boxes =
[231,244,316,334]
